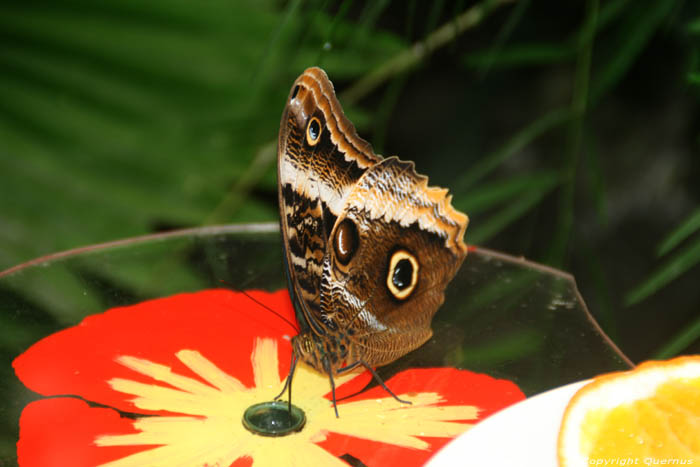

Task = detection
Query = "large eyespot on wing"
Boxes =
[386,249,419,300]
[333,218,359,265]
[306,117,322,146]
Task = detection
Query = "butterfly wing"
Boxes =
[277,67,381,333]
[277,67,468,371]
[324,156,468,367]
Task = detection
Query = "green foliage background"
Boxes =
[1,0,699,365]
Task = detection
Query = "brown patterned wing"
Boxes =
[323,156,469,368]
[278,67,468,376]
[277,67,382,332]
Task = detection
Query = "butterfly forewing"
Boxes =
[278,69,378,333]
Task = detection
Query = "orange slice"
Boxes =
[558,355,700,467]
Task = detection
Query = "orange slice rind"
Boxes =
[558,355,700,467]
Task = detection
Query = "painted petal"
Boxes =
[318,368,525,465]
[13,289,295,414]
[17,398,149,467]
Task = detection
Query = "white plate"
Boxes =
[426,380,590,467]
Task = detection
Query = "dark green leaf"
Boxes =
[590,0,677,102]
[625,236,700,306]
[652,314,700,359]
[460,173,561,244]
[453,108,572,192]
[657,208,700,257]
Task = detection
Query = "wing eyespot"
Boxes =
[333,218,358,265]
[386,250,419,300]
[306,117,322,146]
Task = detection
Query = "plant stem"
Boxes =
[340,0,516,104]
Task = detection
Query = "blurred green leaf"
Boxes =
[459,171,561,245]
[457,170,561,215]
[546,0,597,266]
[467,0,531,75]
[3,266,105,326]
[582,136,608,226]
[453,107,572,192]
[0,310,55,353]
[625,236,700,306]
[463,0,633,72]
[625,209,700,309]
[424,0,448,39]
[339,0,513,104]
[587,0,630,38]
[73,240,211,298]
[452,268,541,324]
[652,313,700,359]
[590,0,678,102]
[468,184,555,245]
[298,10,408,78]
[687,16,700,34]
[455,328,544,366]
[0,0,407,271]
[464,42,574,69]
[657,208,700,257]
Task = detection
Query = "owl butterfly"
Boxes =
[277,67,468,416]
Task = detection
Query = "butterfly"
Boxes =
[276,67,468,416]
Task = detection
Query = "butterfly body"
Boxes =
[277,67,468,388]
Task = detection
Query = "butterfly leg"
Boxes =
[322,356,340,418]
[274,352,298,414]
[336,361,412,406]
[359,361,412,406]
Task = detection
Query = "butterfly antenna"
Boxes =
[233,287,300,333]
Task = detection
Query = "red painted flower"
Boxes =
[13,289,525,466]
